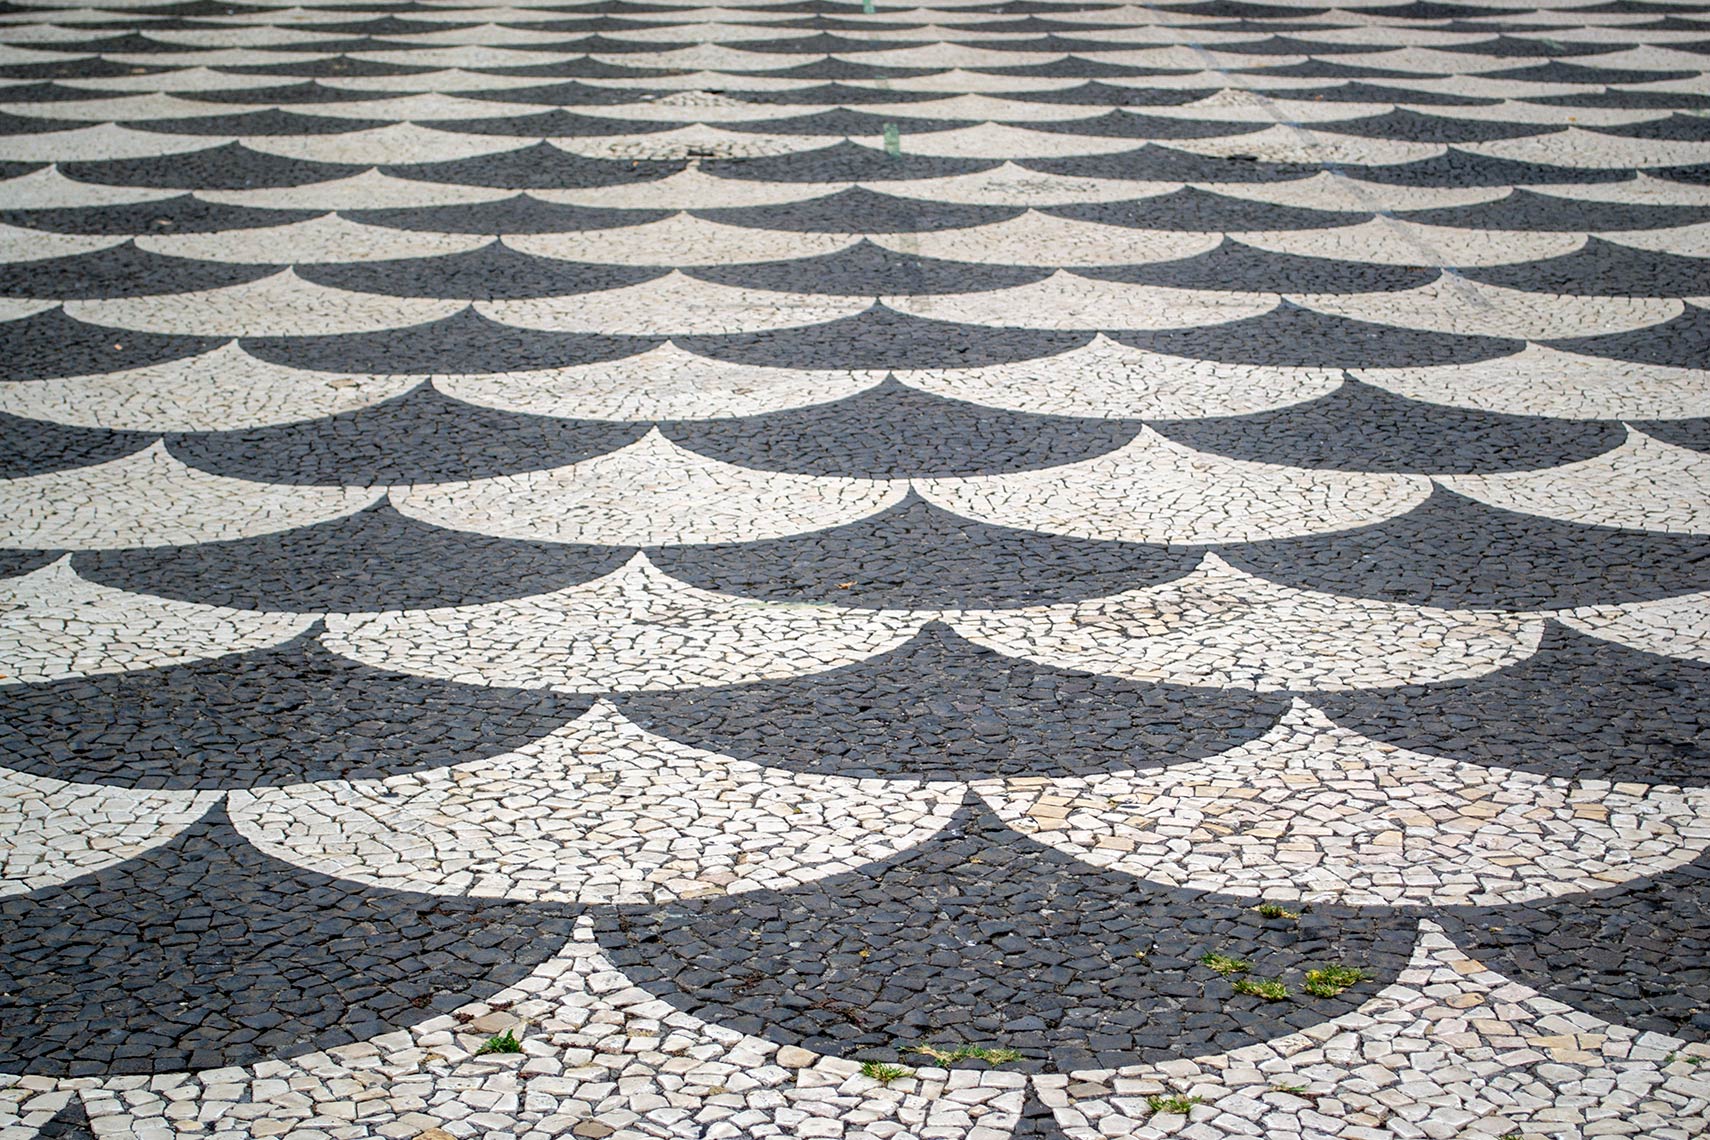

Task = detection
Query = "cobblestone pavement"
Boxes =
[2,0,1710,1136]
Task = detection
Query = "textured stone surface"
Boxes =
[2,0,1709,1136]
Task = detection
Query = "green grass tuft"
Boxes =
[1232,977,1289,1001]
[1200,951,1252,976]
[1302,964,1372,998]
[860,1061,911,1084]
[1145,1094,1204,1115]
[907,1043,1021,1066]
[475,1029,521,1055]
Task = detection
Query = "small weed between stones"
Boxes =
[1254,902,1301,920]
[1302,964,1373,998]
[860,1061,911,1084]
[1232,977,1290,1001]
[907,1043,1021,1065]
[475,1030,522,1055]
[1146,1094,1204,1115]
[1200,951,1252,976]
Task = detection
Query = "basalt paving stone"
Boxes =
[1398,188,1710,231]
[595,801,1415,1070]
[1312,622,1710,787]
[421,109,682,138]
[0,244,278,300]
[660,377,1141,476]
[720,111,977,137]
[168,385,649,484]
[1484,60,1701,84]
[1460,238,1710,297]
[652,491,1198,608]
[616,623,1291,781]
[1640,417,1710,453]
[0,113,96,138]
[1346,149,1637,187]
[74,501,635,611]
[0,549,59,578]
[0,803,576,1075]
[699,144,1005,184]
[999,80,1224,105]
[382,144,684,189]
[1655,162,1710,185]
[0,58,181,80]
[1047,188,1370,231]
[0,411,154,478]
[345,197,666,234]
[1311,109,1564,145]
[212,57,444,78]
[1439,855,1710,1043]
[296,244,666,300]
[456,82,695,107]
[35,1101,94,1140]
[677,305,1092,370]
[1526,89,1710,110]
[1225,486,1710,609]
[1080,241,1436,294]
[0,629,590,789]
[242,307,652,374]
[121,109,390,136]
[1248,80,1502,105]
[687,240,1050,296]
[61,144,366,191]
[0,198,318,234]
[0,309,222,381]
[1549,300,1710,369]
[1150,378,1626,473]
[1112,304,1523,368]
[1021,146,1324,183]
[1593,113,1710,143]
[1022,110,1268,140]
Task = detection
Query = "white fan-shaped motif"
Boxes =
[0,442,383,550]
[232,701,963,903]
[976,700,1710,907]
[1295,278,1682,339]
[1358,343,1710,421]
[1240,218,1585,267]
[481,271,871,335]
[873,212,1219,266]
[537,167,845,209]
[897,335,1340,419]
[1465,127,1710,171]
[197,171,512,211]
[438,342,883,420]
[0,558,313,681]
[0,342,416,432]
[886,271,1279,330]
[136,215,491,265]
[1440,427,1710,534]
[508,216,857,266]
[392,429,903,545]
[919,427,1430,544]
[321,551,925,691]
[1563,592,1710,663]
[0,124,216,163]
[243,125,543,168]
[954,555,1543,692]
[64,269,465,337]
[0,766,221,898]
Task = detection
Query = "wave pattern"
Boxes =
[3,0,1710,1137]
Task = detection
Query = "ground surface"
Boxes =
[1,0,1709,1136]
